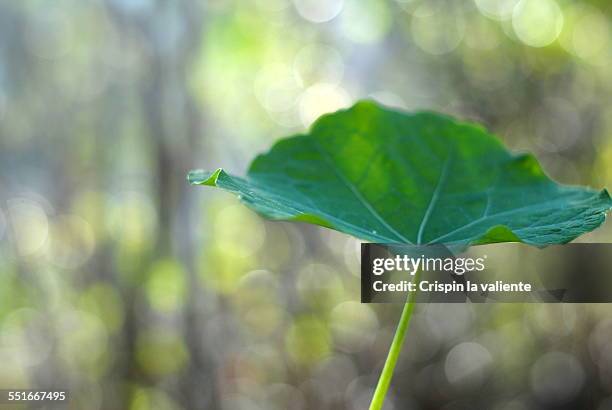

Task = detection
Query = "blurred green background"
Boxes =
[1,0,612,409]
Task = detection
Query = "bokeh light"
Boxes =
[444,342,493,389]
[474,0,520,21]
[560,4,610,64]
[512,0,563,47]
[340,0,392,45]
[530,351,585,405]
[299,83,351,127]
[410,3,465,55]
[293,44,344,87]
[293,0,344,23]
[7,197,49,257]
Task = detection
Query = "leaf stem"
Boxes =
[369,269,421,410]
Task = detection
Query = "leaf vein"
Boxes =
[311,138,413,244]
[417,155,452,244]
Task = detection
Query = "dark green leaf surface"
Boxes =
[189,101,612,245]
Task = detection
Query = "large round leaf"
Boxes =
[189,101,611,246]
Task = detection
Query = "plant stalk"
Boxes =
[369,269,421,410]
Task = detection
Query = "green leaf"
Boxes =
[189,101,612,246]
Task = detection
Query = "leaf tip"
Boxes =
[187,168,224,186]
[600,188,612,203]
